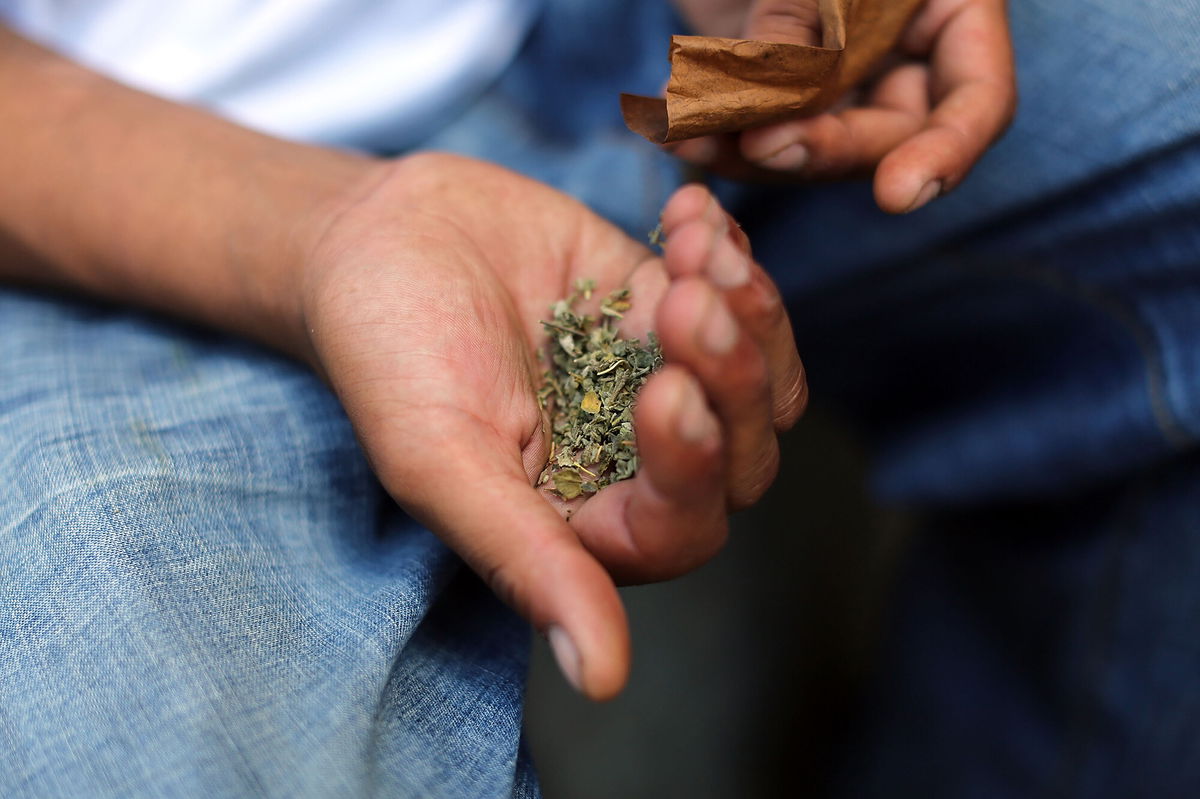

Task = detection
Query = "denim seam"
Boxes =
[809,248,1197,450]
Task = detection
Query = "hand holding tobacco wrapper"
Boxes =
[623,0,1016,214]
[538,0,920,503]
[621,0,925,143]
[537,279,663,502]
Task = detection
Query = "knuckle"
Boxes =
[740,354,772,397]
[728,441,781,511]
[483,561,528,618]
[805,115,862,177]
[709,344,769,401]
[773,366,809,432]
[750,3,823,45]
[751,278,790,333]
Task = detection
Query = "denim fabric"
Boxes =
[0,294,537,798]
[737,0,1200,504]
[724,2,1200,796]
[835,453,1200,798]
[415,0,685,237]
[3,1,1198,797]
[0,2,684,796]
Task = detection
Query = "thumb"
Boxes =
[394,431,630,701]
[744,0,824,46]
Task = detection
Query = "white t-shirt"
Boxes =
[0,0,538,150]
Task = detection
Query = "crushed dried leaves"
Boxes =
[536,279,662,500]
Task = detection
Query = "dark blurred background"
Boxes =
[524,406,914,798]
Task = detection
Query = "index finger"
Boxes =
[876,0,1016,213]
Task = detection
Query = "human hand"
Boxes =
[669,0,1016,213]
[298,154,806,699]
[0,28,804,700]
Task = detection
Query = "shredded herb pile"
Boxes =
[536,279,663,500]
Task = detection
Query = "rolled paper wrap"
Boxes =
[621,0,926,144]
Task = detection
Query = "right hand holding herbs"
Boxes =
[298,154,807,699]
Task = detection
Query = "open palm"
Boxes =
[300,154,805,698]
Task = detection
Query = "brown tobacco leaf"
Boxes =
[621,0,925,144]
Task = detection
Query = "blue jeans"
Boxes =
[2,2,1198,797]
[744,2,1200,794]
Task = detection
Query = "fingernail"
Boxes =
[709,236,750,288]
[906,180,943,213]
[759,142,810,171]
[700,294,738,356]
[547,626,583,694]
[677,380,718,445]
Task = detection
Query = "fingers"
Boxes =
[654,274,779,511]
[381,419,630,701]
[569,188,804,587]
[665,0,825,179]
[739,63,931,179]
[875,0,1016,212]
[667,135,722,169]
[570,366,727,584]
[743,0,823,46]
[666,133,779,184]
[738,0,1014,208]
[666,0,1015,212]
[659,185,807,432]
[569,187,804,585]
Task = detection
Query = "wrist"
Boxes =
[291,153,461,376]
[228,144,382,366]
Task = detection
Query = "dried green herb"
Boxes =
[537,279,663,500]
[648,222,666,250]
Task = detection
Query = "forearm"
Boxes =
[0,27,377,359]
